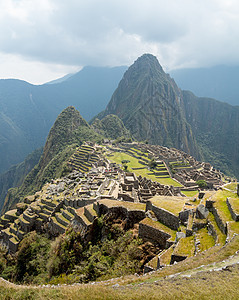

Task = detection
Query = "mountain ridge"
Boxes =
[101,54,239,178]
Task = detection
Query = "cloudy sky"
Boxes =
[0,0,239,84]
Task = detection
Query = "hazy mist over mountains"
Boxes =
[171,65,239,106]
[0,65,126,174]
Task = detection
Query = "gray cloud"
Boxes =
[1,0,239,75]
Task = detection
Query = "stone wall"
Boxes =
[146,201,179,230]
[170,254,187,264]
[97,202,145,229]
[138,222,172,248]
[226,198,239,221]
[207,222,218,243]
[211,206,227,234]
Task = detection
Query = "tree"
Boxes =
[148,158,157,169]
[196,180,207,189]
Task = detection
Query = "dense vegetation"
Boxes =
[181,91,239,177]
[0,214,155,285]
[92,114,131,140]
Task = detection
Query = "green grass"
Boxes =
[106,152,182,187]
[182,190,198,197]
[207,212,226,245]
[98,199,146,211]
[224,182,237,191]
[227,197,239,213]
[211,190,237,223]
[150,195,188,215]
[140,217,177,240]
[1,265,239,300]
[196,227,215,252]
[227,221,239,241]
[173,236,195,257]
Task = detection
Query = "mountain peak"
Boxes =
[103,54,198,157]
[130,53,164,75]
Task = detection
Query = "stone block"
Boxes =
[196,204,209,219]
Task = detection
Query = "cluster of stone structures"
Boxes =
[0,141,234,272]
[118,143,224,190]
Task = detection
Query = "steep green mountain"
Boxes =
[0,66,126,174]
[102,54,199,158]
[91,114,131,140]
[0,148,42,212]
[171,65,239,106]
[2,106,103,213]
[101,54,239,178]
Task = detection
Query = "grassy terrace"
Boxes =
[211,190,239,231]
[207,212,226,245]
[1,248,239,299]
[227,221,239,240]
[75,208,92,226]
[98,199,146,211]
[140,217,177,240]
[159,246,174,265]
[228,197,239,214]
[196,227,215,252]
[173,236,195,257]
[106,152,182,187]
[149,195,189,215]
[86,204,97,217]
[224,182,237,191]
[5,209,17,217]
[147,255,158,269]
[182,190,198,197]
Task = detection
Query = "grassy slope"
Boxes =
[1,262,239,299]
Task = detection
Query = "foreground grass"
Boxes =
[1,264,239,299]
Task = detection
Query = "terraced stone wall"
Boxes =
[146,201,179,230]
[211,206,227,234]
[138,222,172,248]
[226,198,239,221]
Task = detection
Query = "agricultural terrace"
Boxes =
[182,190,198,197]
[98,199,146,211]
[211,189,239,236]
[106,151,182,187]
[149,195,190,215]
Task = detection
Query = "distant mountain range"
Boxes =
[171,65,239,106]
[0,66,127,174]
